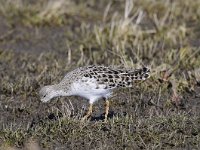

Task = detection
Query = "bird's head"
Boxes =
[39,85,59,102]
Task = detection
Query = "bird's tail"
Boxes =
[129,67,150,80]
[112,66,150,88]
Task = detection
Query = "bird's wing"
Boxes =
[82,66,150,89]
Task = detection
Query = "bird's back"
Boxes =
[72,65,150,90]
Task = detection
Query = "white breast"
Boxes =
[70,77,112,103]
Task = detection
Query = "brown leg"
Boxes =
[81,103,93,121]
[104,100,109,122]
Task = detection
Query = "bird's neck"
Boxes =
[52,84,71,97]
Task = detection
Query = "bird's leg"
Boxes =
[81,103,93,121]
[104,100,109,122]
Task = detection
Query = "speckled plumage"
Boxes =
[39,65,150,121]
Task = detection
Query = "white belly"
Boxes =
[70,78,112,103]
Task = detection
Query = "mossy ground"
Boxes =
[0,0,200,149]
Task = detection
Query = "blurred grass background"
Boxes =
[0,0,200,149]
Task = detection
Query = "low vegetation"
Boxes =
[0,0,200,149]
